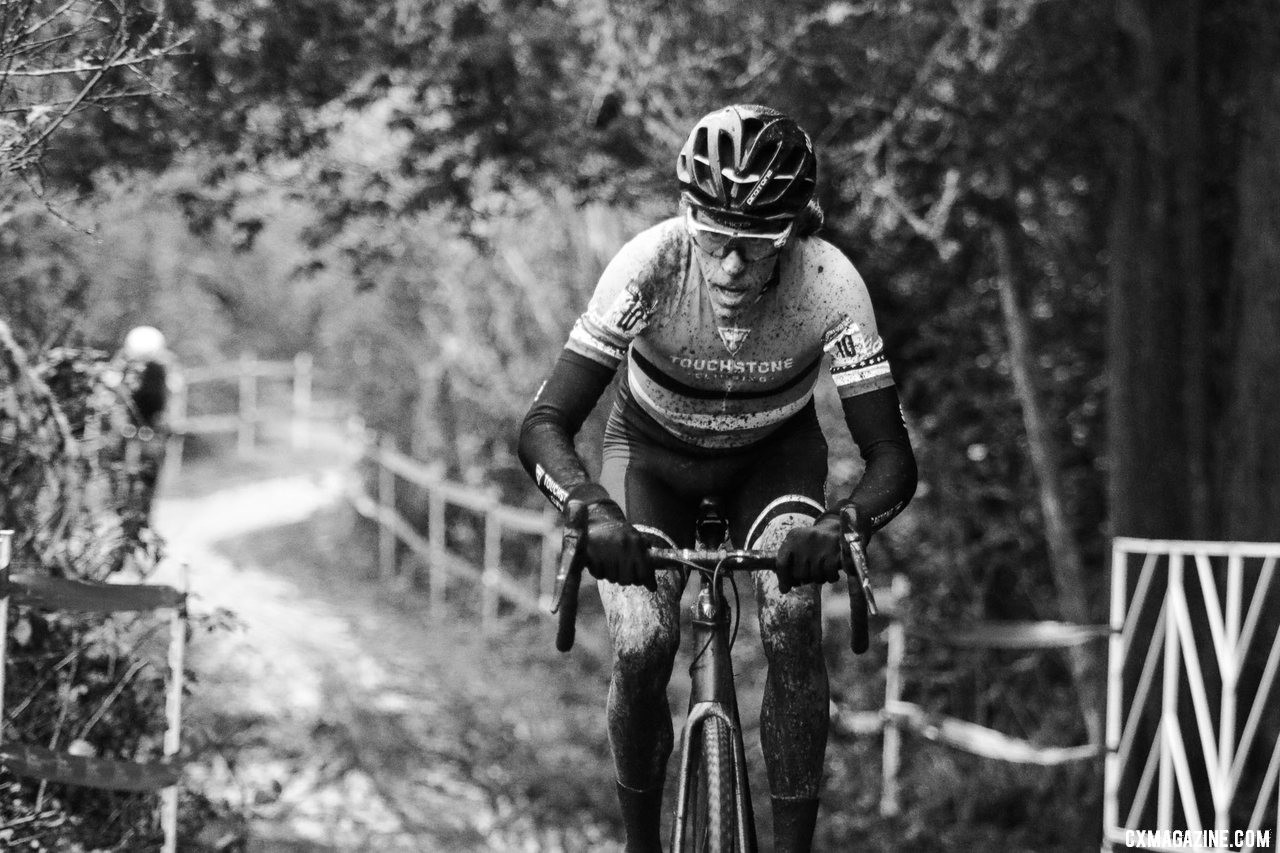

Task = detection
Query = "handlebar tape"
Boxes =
[554,499,588,653]
[847,575,870,655]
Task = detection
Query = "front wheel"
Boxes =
[686,717,736,852]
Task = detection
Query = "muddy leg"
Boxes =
[600,574,684,852]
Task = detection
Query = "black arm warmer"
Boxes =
[837,385,918,532]
[517,348,617,511]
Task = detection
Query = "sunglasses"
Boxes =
[685,209,792,262]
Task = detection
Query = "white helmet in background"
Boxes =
[123,325,167,360]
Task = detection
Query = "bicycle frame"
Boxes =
[550,495,874,852]
[671,563,757,852]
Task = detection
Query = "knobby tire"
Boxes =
[689,717,736,852]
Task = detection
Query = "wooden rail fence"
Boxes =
[2,351,1128,830]
[19,354,1275,835]
[345,430,571,639]
[168,352,318,476]
[349,434,1109,815]
[153,356,1115,816]
[0,530,189,852]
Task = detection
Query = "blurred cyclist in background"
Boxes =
[119,326,172,431]
[109,325,180,519]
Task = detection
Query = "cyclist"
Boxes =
[109,325,179,515]
[518,104,917,852]
[118,326,173,430]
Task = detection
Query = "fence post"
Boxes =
[291,352,313,450]
[880,573,908,817]
[0,530,12,754]
[237,351,257,456]
[160,562,189,853]
[428,488,446,617]
[377,435,396,581]
[481,501,501,631]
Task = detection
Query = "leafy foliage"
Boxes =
[6,0,1279,847]
[0,326,228,848]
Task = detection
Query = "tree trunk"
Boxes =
[1109,0,1208,540]
[992,224,1102,745]
[1220,4,1280,542]
[1218,4,1280,828]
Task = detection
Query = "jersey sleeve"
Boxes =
[825,317,895,399]
[814,245,897,399]
[565,225,666,369]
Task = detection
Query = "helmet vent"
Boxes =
[676,105,815,222]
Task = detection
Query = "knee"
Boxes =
[758,593,823,667]
[614,628,679,676]
[612,623,679,691]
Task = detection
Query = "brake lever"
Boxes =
[840,505,878,617]
[552,499,588,653]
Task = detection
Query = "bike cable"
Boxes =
[724,562,743,651]
[662,553,718,668]
[711,560,744,653]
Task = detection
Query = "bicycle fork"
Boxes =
[671,578,758,852]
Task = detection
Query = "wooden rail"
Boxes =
[170,352,317,461]
[346,436,1108,811]
[0,530,188,852]
[345,431,577,646]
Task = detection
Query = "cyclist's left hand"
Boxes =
[776,514,845,594]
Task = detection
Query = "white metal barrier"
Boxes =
[1104,538,1280,852]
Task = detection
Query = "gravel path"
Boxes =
[151,453,620,852]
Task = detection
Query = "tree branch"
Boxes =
[3,39,188,77]
[4,30,131,173]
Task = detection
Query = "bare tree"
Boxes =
[0,0,187,188]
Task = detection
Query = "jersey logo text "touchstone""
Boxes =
[668,355,795,375]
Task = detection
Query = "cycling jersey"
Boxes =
[519,217,916,536]
[566,218,894,450]
[129,360,169,428]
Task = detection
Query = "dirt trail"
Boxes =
[150,447,620,852]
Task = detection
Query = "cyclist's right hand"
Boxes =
[568,484,656,591]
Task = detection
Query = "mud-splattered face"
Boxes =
[694,248,775,309]
[686,207,791,315]
[692,239,784,316]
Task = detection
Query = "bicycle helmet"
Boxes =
[676,105,817,224]
[123,326,166,360]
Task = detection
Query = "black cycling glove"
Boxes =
[567,483,656,592]
[776,502,871,594]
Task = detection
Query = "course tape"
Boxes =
[1,574,184,613]
[0,743,181,791]
[903,620,1108,649]
[885,700,1102,765]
